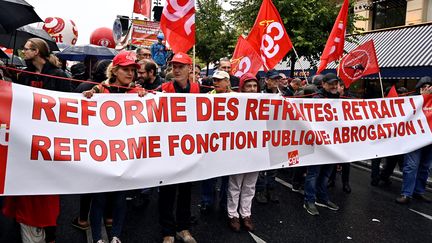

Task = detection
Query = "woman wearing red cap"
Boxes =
[83,51,145,243]
[226,73,260,232]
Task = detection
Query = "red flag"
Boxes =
[246,0,293,71]
[160,0,195,53]
[133,0,151,18]
[386,85,398,98]
[231,36,263,78]
[338,40,380,88]
[317,0,349,74]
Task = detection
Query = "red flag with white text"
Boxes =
[231,36,263,77]
[317,0,349,74]
[133,0,151,19]
[338,40,380,88]
[160,0,195,53]
[246,0,293,71]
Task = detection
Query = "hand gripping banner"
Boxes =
[1,80,432,195]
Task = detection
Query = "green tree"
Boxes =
[195,0,236,75]
[228,0,362,76]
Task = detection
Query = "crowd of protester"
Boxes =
[0,37,431,243]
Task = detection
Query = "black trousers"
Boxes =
[158,182,192,237]
[329,163,351,184]
[371,155,404,182]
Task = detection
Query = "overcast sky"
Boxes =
[25,0,233,46]
[26,0,154,45]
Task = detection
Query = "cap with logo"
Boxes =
[170,52,193,65]
[112,51,140,69]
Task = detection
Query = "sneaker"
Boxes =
[315,200,339,211]
[228,217,241,232]
[395,195,411,204]
[162,236,175,243]
[255,191,268,204]
[110,237,121,243]
[176,230,197,243]
[268,189,279,203]
[94,240,105,243]
[242,216,255,232]
[413,193,431,203]
[303,202,319,216]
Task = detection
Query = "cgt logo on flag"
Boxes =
[340,49,371,80]
[0,124,9,146]
[288,150,299,166]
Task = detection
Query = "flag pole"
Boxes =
[193,45,196,83]
[378,72,384,98]
[129,4,136,50]
[336,56,343,77]
[292,46,308,83]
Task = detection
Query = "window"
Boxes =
[372,0,407,30]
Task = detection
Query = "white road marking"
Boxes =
[249,232,267,243]
[275,177,304,195]
[409,208,432,220]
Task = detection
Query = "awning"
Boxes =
[327,23,432,69]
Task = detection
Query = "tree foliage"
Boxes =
[195,0,236,73]
[228,0,363,71]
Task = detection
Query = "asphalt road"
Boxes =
[1,166,432,243]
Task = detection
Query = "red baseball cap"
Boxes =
[170,52,192,65]
[112,51,140,69]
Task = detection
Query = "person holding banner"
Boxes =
[255,69,282,204]
[2,37,72,243]
[396,76,432,204]
[199,70,232,214]
[159,52,198,243]
[303,73,340,216]
[226,73,260,232]
[82,50,145,243]
[218,58,239,91]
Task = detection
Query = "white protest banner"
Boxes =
[1,80,431,195]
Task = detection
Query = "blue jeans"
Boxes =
[201,176,228,208]
[401,144,432,197]
[304,165,334,203]
[90,191,127,241]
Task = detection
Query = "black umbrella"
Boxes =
[0,24,59,52]
[56,44,118,61]
[0,0,42,34]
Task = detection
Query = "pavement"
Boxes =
[1,166,432,243]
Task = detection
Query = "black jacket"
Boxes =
[16,61,71,92]
[143,75,163,91]
[313,88,340,99]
